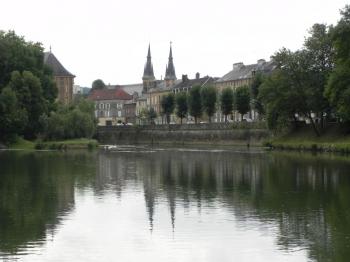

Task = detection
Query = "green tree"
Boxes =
[264,47,328,135]
[92,79,106,90]
[201,86,217,123]
[220,87,233,122]
[234,86,250,121]
[0,31,57,142]
[250,73,265,118]
[259,70,298,131]
[161,93,175,124]
[6,71,48,138]
[0,87,28,143]
[304,23,334,126]
[175,92,188,124]
[147,108,157,124]
[325,5,350,122]
[0,30,57,103]
[188,85,202,124]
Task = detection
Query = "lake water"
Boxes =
[0,148,350,262]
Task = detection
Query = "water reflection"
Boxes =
[0,151,96,258]
[0,149,350,261]
[96,150,350,262]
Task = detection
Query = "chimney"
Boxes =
[233,62,244,70]
[182,74,188,82]
[257,59,266,65]
[196,72,200,79]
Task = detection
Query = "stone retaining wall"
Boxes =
[97,123,270,146]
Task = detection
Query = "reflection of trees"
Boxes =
[0,151,96,255]
[97,150,350,262]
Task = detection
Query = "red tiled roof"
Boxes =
[88,88,133,101]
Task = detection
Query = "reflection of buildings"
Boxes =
[95,150,348,261]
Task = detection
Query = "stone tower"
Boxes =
[142,44,156,93]
[164,43,177,87]
[44,50,75,104]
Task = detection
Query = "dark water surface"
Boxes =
[0,148,350,261]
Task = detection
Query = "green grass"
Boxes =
[9,137,35,150]
[9,138,98,150]
[40,138,98,150]
[267,125,350,153]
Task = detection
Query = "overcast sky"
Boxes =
[1,0,348,87]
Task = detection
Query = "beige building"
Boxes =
[44,51,75,104]
[215,59,276,122]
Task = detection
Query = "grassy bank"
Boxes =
[9,138,36,150]
[267,125,350,153]
[9,138,98,150]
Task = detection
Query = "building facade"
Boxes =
[88,88,133,126]
[44,51,75,104]
[215,59,276,122]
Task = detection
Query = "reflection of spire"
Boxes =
[144,182,156,233]
[163,158,176,232]
[169,195,176,233]
[143,161,157,233]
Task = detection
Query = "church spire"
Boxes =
[143,44,155,81]
[165,42,176,82]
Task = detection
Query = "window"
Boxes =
[118,111,122,117]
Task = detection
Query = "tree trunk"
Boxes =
[308,112,320,137]
[166,114,170,124]
[292,114,298,130]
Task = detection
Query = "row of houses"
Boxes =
[44,46,276,126]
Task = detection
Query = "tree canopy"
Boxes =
[325,5,350,122]
[234,86,250,121]
[161,93,175,124]
[175,92,188,124]
[220,87,233,122]
[201,86,217,123]
[188,85,202,123]
[0,31,58,142]
[92,79,106,90]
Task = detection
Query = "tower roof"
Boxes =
[44,52,75,77]
[143,44,155,80]
[165,43,176,81]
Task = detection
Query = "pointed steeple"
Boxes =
[165,42,176,81]
[143,44,155,81]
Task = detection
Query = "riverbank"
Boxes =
[267,125,350,153]
[8,138,98,150]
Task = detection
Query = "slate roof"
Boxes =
[106,83,143,96]
[172,76,217,90]
[88,88,133,101]
[217,60,276,83]
[44,52,75,77]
